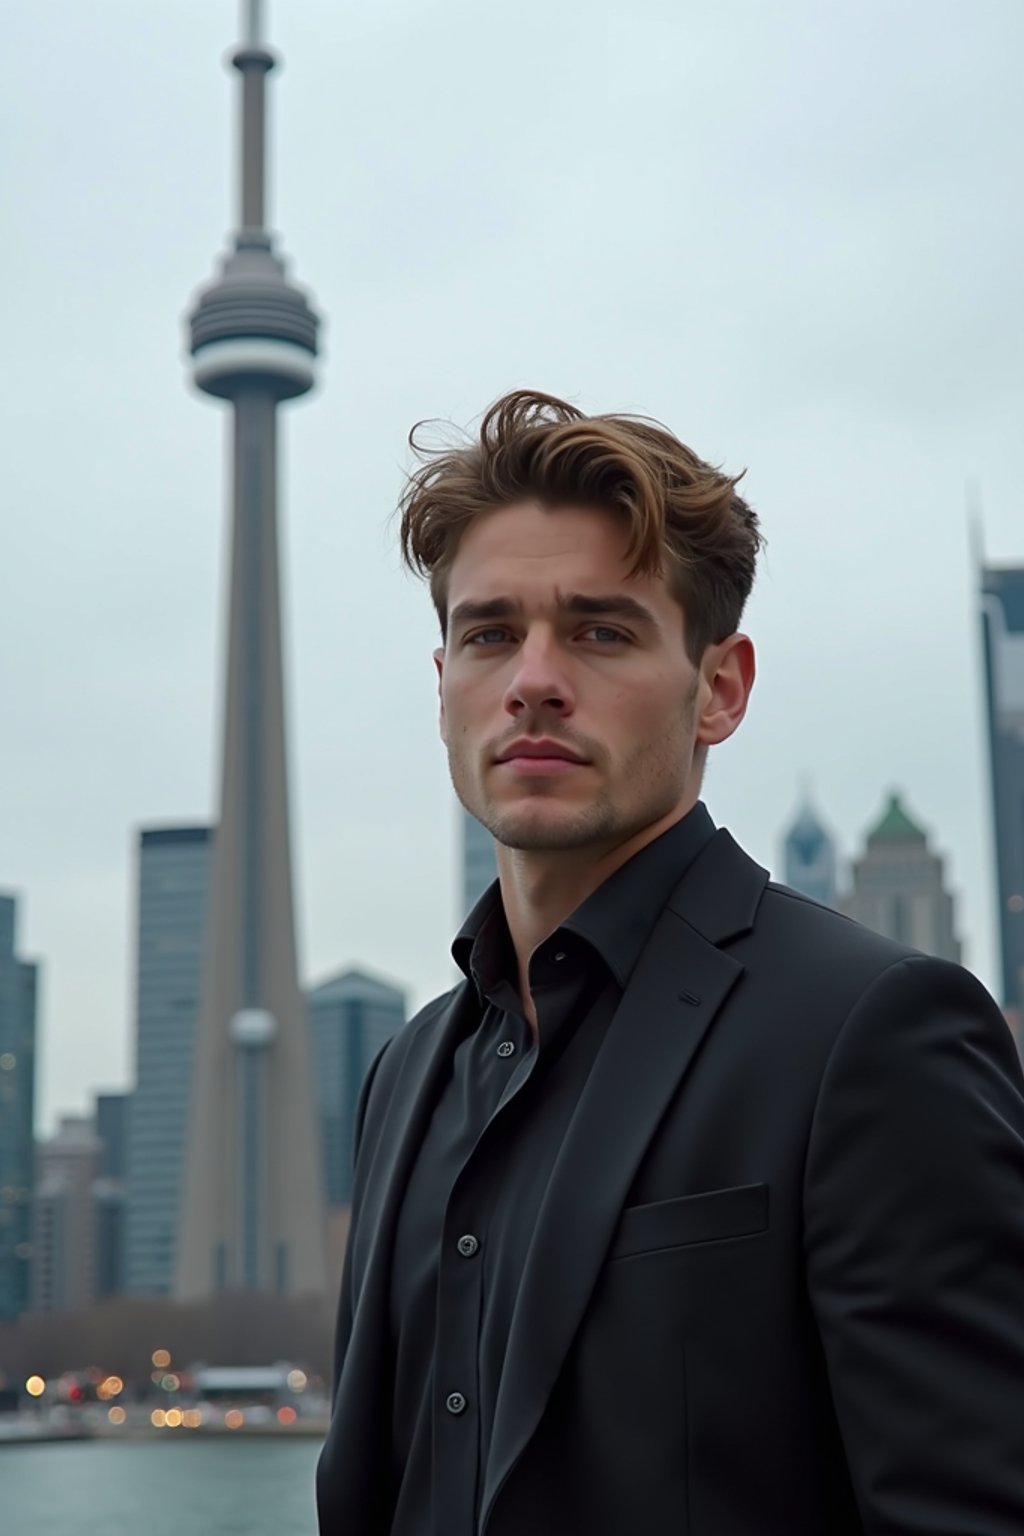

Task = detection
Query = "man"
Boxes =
[316,390,1024,1535]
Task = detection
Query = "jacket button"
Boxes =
[457,1234,479,1258]
[445,1392,467,1415]
[497,1040,515,1058]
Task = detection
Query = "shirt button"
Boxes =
[445,1392,467,1415]
[553,951,566,962]
[457,1234,479,1258]
[497,1040,515,1058]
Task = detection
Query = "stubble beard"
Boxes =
[449,687,698,855]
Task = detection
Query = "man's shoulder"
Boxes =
[745,878,922,998]
[759,879,909,960]
[748,878,999,1019]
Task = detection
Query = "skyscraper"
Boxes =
[94,1092,129,1301]
[308,968,407,1209]
[461,805,498,918]
[782,795,838,908]
[841,792,961,962]
[0,894,38,1321]
[125,827,212,1295]
[31,1116,100,1314]
[979,562,1024,1033]
[175,3,327,1300]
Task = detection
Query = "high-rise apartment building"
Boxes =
[31,1116,101,1314]
[782,797,838,908]
[0,894,38,1322]
[980,562,1024,1033]
[842,793,961,962]
[125,828,212,1295]
[94,1091,129,1300]
[175,4,327,1299]
[308,968,407,1208]
[462,806,498,919]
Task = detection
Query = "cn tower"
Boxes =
[175,0,327,1300]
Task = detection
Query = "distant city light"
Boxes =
[97,1374,124,1401]
[151,1348,171,1369]
[224,1409,245,1429]
[108,1406,127,1426]
[161,1373,181,1392]
[184,1409,203,1429]
[165,1408,183,1428]
[150,1409,167,1428]
[276,1405,297,1425]
[25,1375,45,1397]
[286,1369,307,1393]
[0,1054,15,1071]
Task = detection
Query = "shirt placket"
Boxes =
[429,1009,532,1535]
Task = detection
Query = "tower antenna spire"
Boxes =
[245,0,263,46]
[233,0,274,231]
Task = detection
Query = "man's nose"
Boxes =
[501,633,575,717]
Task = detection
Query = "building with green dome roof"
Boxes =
[865,794,928,847]
[842,793,960,962]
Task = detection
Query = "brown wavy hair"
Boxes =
[397,390,763,662]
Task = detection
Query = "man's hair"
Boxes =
[397,389,763,662]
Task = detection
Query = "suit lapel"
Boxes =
[350,978,476,1319]
[321,981,478,1535]
[481,830,768,1529]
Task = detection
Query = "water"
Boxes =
[1,1438,324,1535]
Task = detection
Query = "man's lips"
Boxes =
[495,739,590,764]
[497,755,587,776]
[493,740,591,776]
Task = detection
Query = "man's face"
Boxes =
[433,500,749,855]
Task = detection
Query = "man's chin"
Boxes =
[485,805,611,853]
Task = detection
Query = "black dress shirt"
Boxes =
[387,802,716,1536]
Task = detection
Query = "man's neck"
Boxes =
[496,801,695,1037]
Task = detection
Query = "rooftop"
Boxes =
[866,792,927,847]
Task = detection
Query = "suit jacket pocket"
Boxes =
[608,1182,768,1261]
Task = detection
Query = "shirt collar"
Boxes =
[452,801,717,996]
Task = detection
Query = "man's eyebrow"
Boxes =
[448,593,660,630]
[560,593,659,626]
[449,597,523,629]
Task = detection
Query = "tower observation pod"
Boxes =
[174,1,328,1302]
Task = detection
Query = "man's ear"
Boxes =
[433,648,447,745]
[695,634,755,749]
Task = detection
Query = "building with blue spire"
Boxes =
[782,795,838,908]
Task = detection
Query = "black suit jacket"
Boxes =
[316,829,1024,1535]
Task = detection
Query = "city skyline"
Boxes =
[3,0,1022,1132]
[12,777,994,1139]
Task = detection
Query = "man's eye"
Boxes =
[584,627,628,644]
[466,628,511,645]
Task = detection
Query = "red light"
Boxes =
[276,1406,297,1425]
[68,1385,84,1403]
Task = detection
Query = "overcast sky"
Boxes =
[3,0,1022,1133]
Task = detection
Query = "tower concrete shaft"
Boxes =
[175,3,327,1300]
